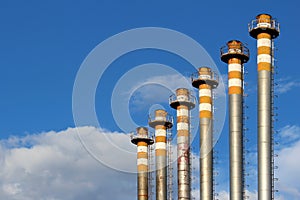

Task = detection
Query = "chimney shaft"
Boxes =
[170,88,195,200]
[131,127,154,200]
[249,13,280,200]
[221,40,249,200]
[149,109,173,200]
[192,67,218,200]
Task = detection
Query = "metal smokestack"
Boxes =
[169,88,196,200]
[192,67,218,200]
[148,109,173,200]
[131,127,154,200]
[249,14,280,200]
[221,40,249,200]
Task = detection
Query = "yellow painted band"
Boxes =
[177,116,189,123]
[228,71,242,79]
[200,111,212,118]
[228,58,241,64]
[177,130,189,137]
[199,84,211,89]
[155,136,166,142]
[258,62,271,71]
[199,96,212,104]
[137,165,148,171]
[257,33,271,39]
[156,149,166,156]
[137,152,148,159]
[137,141,148,146]
[258,46,271,54]
[229,86,242,94]
[258,14,271,21]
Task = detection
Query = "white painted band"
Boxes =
[137,158,148,166]
[177,122,189,130]
[199,74,211,79]
[177,95,189,102]
[155,116,166,121]
[155,142,166,150]
[177,108,188,117]
[257,38,271,47]
[177,136,188,144]
[257,22,271,28]
[199,89,211,97]
[228,63,242,72]
[155,129,166,137]
[199,103,212,112]
[257,54,271,64]
[137,146,148,153]
[228,78,242,87]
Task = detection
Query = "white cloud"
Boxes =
[279,125,300,144]
[2,124,299,199]
[129,74,193,109]
[276,78,300,94]
[245,190,258,199]
[217,190,229,200]
[235,76,300,95]
[214,124,300,200]
[276,138,300,199]
[0,127,137,200]
[144,74,191,93]
[213,73,227,99]
[129,73,226,109]
[191,188,200,199]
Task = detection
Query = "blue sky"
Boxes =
[0,0,300,199]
